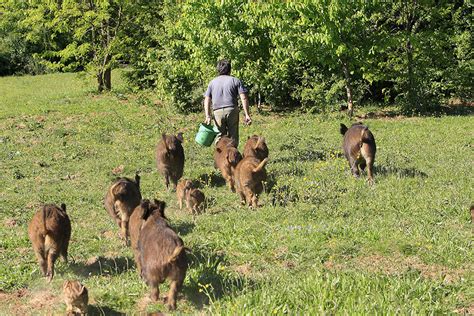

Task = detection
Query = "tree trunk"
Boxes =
[406,38,415,107]
[97,71,104,92]
[341,60,354,117]
[104,67,111,90]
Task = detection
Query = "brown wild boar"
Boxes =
[185,188,206,217]
[28,203,71,282]
[156,133,185,190]
[176,179,194,210]
[243,135,269,160]
[234,157,268,208]
[63,280,88,315]
[104,174,141,245]
[138,200,188,310]
[214,136,242,191]
[340,123,376,183]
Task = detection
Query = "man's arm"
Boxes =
[240,93,252,125]
[204,96,212,125]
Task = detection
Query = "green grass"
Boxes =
[0,72,472,314]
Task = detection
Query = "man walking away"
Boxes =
[203,59,251,146]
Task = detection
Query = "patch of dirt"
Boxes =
[324,253,470,284]
[112,165,125,175]
[102,230,116,240]
[4,218,18,227]
[454,305,474,315]
[0,288,62,315]
[234,264,252,276]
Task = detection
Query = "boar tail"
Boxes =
[340,123,348,135]
[253,158,269,173]
[168,245,185,263]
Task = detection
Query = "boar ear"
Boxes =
[254,136,263,149]
[79,284,86,295]
[161,133,167,141]
[60,203,66,212]
[154,199,167,219]
[63,280,70,290]
[134,173,140,187]
[340,123,348,135]
[141,199,151,220]
[176,132,184,143]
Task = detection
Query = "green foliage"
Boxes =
[0,1,472,112]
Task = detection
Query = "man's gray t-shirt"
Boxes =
[204,75,248,110]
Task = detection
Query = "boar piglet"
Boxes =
[176,179,194,210]
[340,123,376,183]
[63,280,88,315]
[104,173,141,245]
[138,200,188,310]
[28,203,71,282]
[156,133,185,190]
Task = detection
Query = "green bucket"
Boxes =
[195,123,220,147]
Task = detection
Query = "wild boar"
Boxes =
[176,179,194,210]
[138,200,188,310]
[234,157,268,208]
[214,136,242,191]
[340,123,376,183]
[243,135,269,160]
[63,280,88,315]
[28,203,71,282]
[104,174,141,245]
[156,133,185,190]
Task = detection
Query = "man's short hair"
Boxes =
[217,59,231,75]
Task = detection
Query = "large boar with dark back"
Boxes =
[138,200,188,310]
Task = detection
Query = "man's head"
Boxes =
[217,59,231,75]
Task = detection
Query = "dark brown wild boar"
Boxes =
[176,179,194,210]
[104,174,141,245]
[156,133,185,190]
[340,123,376,183]
[234,157,268,208]
[138,200,188,310]
[28,203,71,282]
[243,135,269,160]
[214,136,242,191]
[63,280,88,315]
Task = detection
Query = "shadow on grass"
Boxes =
[196,171,226,188]
[88,305,125,316]
[375,165,428,178]
[183,247,249,309]
[71,256,136,277]
[171,221,195,236]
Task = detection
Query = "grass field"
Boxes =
[0,72,473,315]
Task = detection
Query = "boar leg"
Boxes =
[178,196,183,210]
[349,158,360,177]
[366,158,375,184]
[150,283,160,301]
[165,175,170,189]
[46,250,58,282]
[166,280,179,310]
[34,247,47,276]
[238,191,246,205]
[120,213,130,246]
